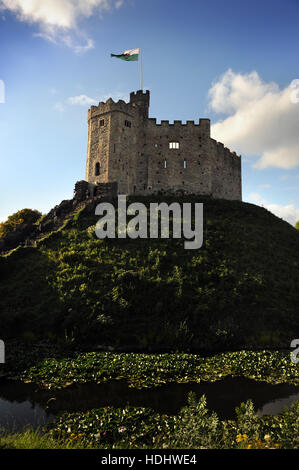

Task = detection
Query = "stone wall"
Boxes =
[85,95,145,194]
[210,140,242,200]
[141,118,212,196]
[85,90,242,200]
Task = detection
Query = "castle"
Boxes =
[85,90,242,200]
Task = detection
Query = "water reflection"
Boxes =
[0,377,298,432]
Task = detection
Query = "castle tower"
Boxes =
[85,90,242,200]
[85,91,149,193]
[129,90,150,119]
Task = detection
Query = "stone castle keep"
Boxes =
[85,90,242,200]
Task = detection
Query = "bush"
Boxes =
[0,209,42,237]
[169,393,221,448]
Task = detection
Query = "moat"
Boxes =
[0,376,298,432]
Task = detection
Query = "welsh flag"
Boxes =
[111,48,139,61]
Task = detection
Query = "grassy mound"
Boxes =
[0,195,298,350]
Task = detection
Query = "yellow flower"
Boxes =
[236,434,243,442]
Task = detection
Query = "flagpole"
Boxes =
[139,47,143,90]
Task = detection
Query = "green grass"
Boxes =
[0,196,298,350]
[0,428,91,449]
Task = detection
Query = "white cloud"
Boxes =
[34,30,95,53]
[209,69,299,169]
[247,192,299,226]
[68,94,97,106]
[0,0,123,52]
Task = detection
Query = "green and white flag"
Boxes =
[111,48,140,61]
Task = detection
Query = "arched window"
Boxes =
[164,159,167,169]
[95,162,100,176]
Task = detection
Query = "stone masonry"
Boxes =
[85,90,242,200]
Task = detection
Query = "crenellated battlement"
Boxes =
[130,90,150,100]
[88,97,140,120]
[211,138,241,159]
[146,118,210,129]
[85,90,241,200]
[129,89,150,118]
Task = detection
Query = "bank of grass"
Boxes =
[19,350,299,390]
[0,196,298,350]
[1,395,298,449]
[0,427,92,449]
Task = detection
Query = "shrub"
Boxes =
[0,209,42,237]
[169,393,222,448]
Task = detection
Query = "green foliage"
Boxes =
[3,398,298,449]
[169,396,299,449]
[4,344,297,450]
[19,350,299,390]
[0,196,299,349]
[47,406,176,448]
[0,428,91,449]
[44,396,299,449]
[0,208,42,237]
[296,221,299,231]
[235,400,260,437]
[170,393,221,448]
[260,401,299,448]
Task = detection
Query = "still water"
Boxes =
[0,377,298,432]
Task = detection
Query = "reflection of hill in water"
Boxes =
[0,376,299,431]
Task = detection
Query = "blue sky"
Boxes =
[0,0,299,224]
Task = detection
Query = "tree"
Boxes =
[0,209,42,237]
[296,221,299,231]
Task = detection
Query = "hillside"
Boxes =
[0,195,298,351]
